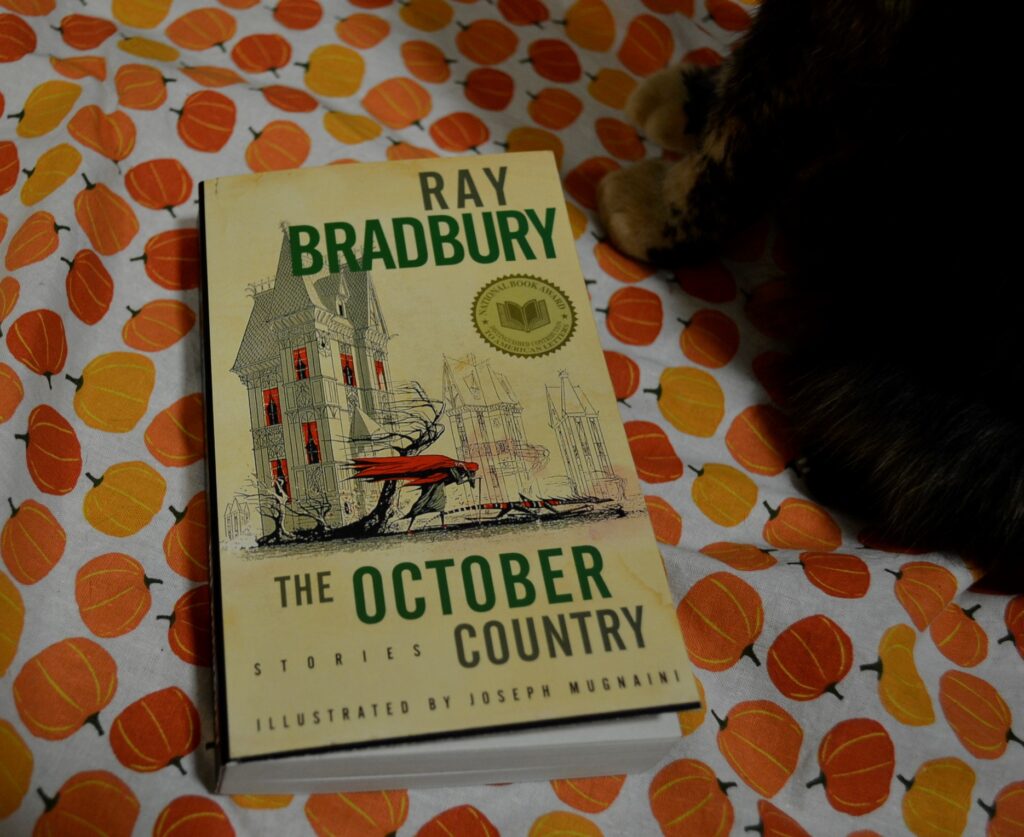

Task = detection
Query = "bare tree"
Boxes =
[290,491,332,538]
[237,474,294,546]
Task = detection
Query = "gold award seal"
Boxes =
[472,274,577,358]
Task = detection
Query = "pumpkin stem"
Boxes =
[165,206,177,218]
[249,126,261,140]
[156,612,176,625]
[44,372,53,390]
[169,504,186,523]
[552,18,566,25]
[126,305,140,317]
[130,254,147,263]
[54,224,70,233]
[897,774,913,790]
[883,568,902,579]
[687,465,704,477]
[294,61,309,70]
[744,825,764,835]
[269,67,279,78]
[977,799,996,819]
[741,644,761,667]
[14,433,29,446]
[169,107,182,116]
[65,373,84,391]
[22,167,35,177]
[962,603,981,619]
[677,317,691,326]
[169,757,187,776]
[37,788,59,813]
[717,780,736,794]
[527,91,537,100]
[641,385,661,398]
[456,20,468,30]
[710,709,726,730]
[762,500,779,519]
[618,398,632,409]
[144,575,163,589]
[1007,727,1024,748]
[805,773,826,789]
[85,472,103,487]
[61,256,74,269]
[594,306,608,314]
[50,24,62,32]
[824,683,844,700]
[7,498,18,517]
[859,659,884,679]
[787,560,804,567]
[997,631,1014,644]
[585,72,596,81]
[470,146,481,154]
[163,76,176,84]
[7,110,25,122]
[216,42,226,53]
[81,172,95,189]
[84,712,104,736]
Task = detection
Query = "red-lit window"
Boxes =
[340,353,357,387]
[302,421,321,465]
[293,348,309,380]
[270,458,291,500]
[262,388,281,426]
[375,359,387,390]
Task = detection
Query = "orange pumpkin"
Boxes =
[0,362,23,423]
[624,420,682,483]
[929,602,987,667]
[362,77,431,129]
[34,770,139,837]
[763,498,842,551]
[125,158,193,216]
[649,759,734,836]
[676,261,736,303]
[561,0,616,52]
[0,718,31,817]
[123,299,196,352]
[67,351,155,433]
[793,552,871,598]
[158,585,211,666]
[246,121,312,172]
[14,636,117,738]
[133,227,200,290]
[527,38,581,83]
[462,68,515,111]
[714,699,802,798]
[154,796,234,837]
[83,460,166,537]
[456,19,518,65]
[75,173,140,254]
[550,775,625,814]
[752,350,788,405]
[595,117,645,161]
[752,801,811,837]
[273,0,322,29]
[594,240,652,283]
[1000,595,1024,658]
[0,570,24,677]
[939,670,1019,760]
[604,350,640,404]
[305,790,409,836]
[724,404,795,475]
[699,542,777,571]
[0,274,18,331]
[646,367,724,436]
[166,7,237,50]
[51,55,108,82]
[231,33,292,75]
[164,492,210,581]
[115,63,172,110]
[337,13,390,48]
[979,781,1024,837]
[528,87,583,130]
[0,14,34,64]
[898,757,974,837]
[5,210,67,270]
[690,463,757,527]
[499,0,548,25]
[564,156,619,209]
[683,46,724,67]
[16,404,81,495]
[6,309,67,388]
[707,0,752,31]
[887,561,958,630]
[110,686,201,774]
[618,14,673,76]
[587,68,636,109]
[386,141,438,161]
[600,285,661,346]
[503,126,564,169]
[1,497,65,584]
[146,393,206,466]
[261,84,318,113]
[63,250,114,325]
[76,552,160,637]
[174,90,236,153]
[401,40,453,83]
[416,805,498,836]
[808,718,894,815]
[67,105,136,166]
[677,571,763,670]
[429,112,490,152]
[57,13,117,49]
[768,614,853,700]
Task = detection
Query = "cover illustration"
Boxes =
[201,153,698,762]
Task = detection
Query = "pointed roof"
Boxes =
[442,354,518,408]
[350,406,383,440]
[231,289,276,373]
[546,371,597,422]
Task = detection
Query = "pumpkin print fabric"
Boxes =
[0,0,1020,834]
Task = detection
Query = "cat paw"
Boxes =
[626,66,698,153]
[597,158,675,261]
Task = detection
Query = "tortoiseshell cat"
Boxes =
[597,0,1020,582]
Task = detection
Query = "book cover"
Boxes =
[199,152,699,766]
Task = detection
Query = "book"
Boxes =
[198,152,700,793]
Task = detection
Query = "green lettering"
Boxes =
[361,219,397,271]
[324,222,358,272]
[428,215,465,266]
[289,225,322,276]
[526,207,557,258]
[571,545,611,600]
[500,552,536,607]
[353,566,385,624]
[463,212,499,264]
[394,217,428,267]
[539,548,571,604]
[462,555,496,612]
[393,562,425,619]
[497,210,535,261]
[425,558,456,615]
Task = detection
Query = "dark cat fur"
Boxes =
[597,0,1021,583]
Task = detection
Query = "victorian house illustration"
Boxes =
[442,354,548,503]
[231,231,395,537]
[546,371,625,500]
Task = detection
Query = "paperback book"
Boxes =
[199,152,699,792]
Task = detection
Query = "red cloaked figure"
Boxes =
[350,455,478,533]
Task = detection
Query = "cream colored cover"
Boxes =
[201,152,697,761]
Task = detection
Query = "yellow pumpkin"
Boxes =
[69,352,155,432]
[650,367,725,437]
[0,569,25,676]
[860,623,935,726]
[691,463,757,527]
[83,461,166,537]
